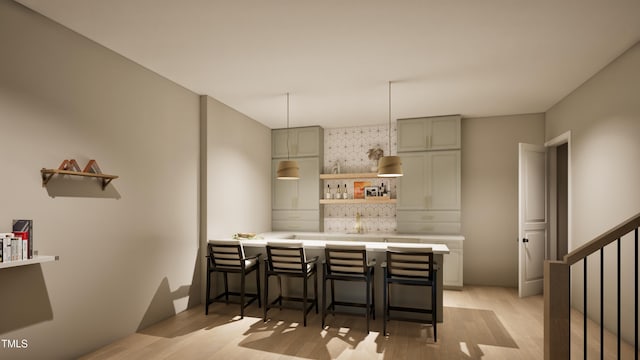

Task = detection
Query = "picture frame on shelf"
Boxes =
[353,181,371,199]
[364,186,378,199]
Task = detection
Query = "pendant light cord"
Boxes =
[286,92,290,160]
[388,81,392,156]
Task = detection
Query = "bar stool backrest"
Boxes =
[386,246,434,280]
[266,241,306,273]
[209,239,245,269]
[325,244,367,275]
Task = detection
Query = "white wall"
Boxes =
[462,114,545,286]
[202,95,272,301]
[204,96,272,241]
[0,2,199,358]
[546,41,640,344]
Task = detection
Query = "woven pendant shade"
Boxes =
[277,159,300,180]
[377,155,402,177]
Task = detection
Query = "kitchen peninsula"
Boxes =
[213,232,464,322]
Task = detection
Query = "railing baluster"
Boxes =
[584,257,588,360]
[600,247,604,360]
[617,238,621,358]
[635,228,638,360]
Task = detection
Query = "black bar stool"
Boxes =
[322,243,375,333]
[205,240,261,318]
[382,246,438,341]
[264,241,319,326]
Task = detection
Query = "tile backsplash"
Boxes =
[323,124,398,233]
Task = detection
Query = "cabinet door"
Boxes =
[397,118,428,152]
[272,158,320,210]
[443,249,463,288]
[397,152,428,209]
[429,150,461,210]
[272,129,292,159]
[272,127,321,158]
[293,127,321,157]
[397,150,460,211]
[296,157,320,209]
[430,116,461,150]
[397,115,461,152]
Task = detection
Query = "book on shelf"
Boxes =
[11,236,22,261]
[1,233,11,263]
[13,219,33,259]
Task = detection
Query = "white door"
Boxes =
[518,143,547,297]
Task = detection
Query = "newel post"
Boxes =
[544,260,571,360]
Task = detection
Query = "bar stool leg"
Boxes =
[366,275,371,334]
[303,275,308,327]
[322,266,327,328]
[240,270,246,318]
[263,270,269,322]
[256,265,262,308]
[371,267,376,320]
[205,264,211,315]
[314,270,318,314]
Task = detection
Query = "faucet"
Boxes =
[355,212,364,234]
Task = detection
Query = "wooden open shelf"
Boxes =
[320,198,396,205]
[41,159,118,190]
[320,172,379,180]
[41,169,118,190]
[0,255,59,270]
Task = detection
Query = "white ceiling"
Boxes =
[16,0,640,129]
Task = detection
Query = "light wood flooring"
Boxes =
[81,286,636,359]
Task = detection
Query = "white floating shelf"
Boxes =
[0,255,59,270]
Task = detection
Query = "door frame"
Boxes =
[545,131,572,258]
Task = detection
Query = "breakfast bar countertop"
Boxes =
[210,231,459,254]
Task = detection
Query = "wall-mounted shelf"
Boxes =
[320,198,396,205]
[320,172,379,180]
[41,159,118,190]
[0,255,59,270]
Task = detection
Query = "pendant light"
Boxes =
[276,92,300,180]
[378,81,403,177]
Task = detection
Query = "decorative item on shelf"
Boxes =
[364,186,378,199]
[331,160,341,174]
[353,181,371,199]
[355,212,364,234]
[83,159,102,174]
[367,147,384,172]
[276,92,300,180]
[378,81,403,177]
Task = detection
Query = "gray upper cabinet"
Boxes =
[272,126,323,232]
[397,115,461,152]
[272,126,323,158]
[397,150,461,210]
